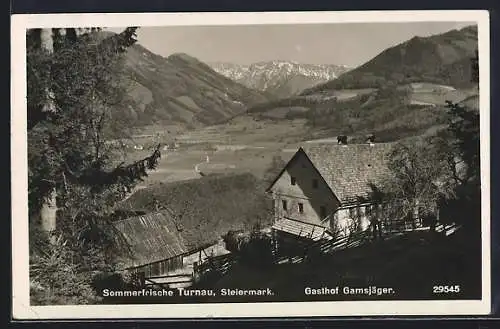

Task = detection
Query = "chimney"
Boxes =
[337,135,348,145]
[366,134,375,146]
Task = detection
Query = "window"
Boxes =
[366,205,372,218]
[320,206,327,218]
[298,203,304,214]
[282,199,288,211]
[380,203,386,216]
[291,176,296,185]
[151,262,160,276]
[159,261,165,275]
[312,179,318,189]
[349,207,361,219]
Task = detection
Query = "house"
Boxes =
[266,140,423,243]
[112,211,229,287]
[113,173,273,285]
[162,141,179,151]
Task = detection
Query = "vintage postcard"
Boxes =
[11,10,491,319]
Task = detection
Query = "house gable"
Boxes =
[267,148,340,226]
[267,148,336,198]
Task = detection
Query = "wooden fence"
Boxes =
[275,229,372,264]
[435,222,462,236]
[197,252,235,277]
[274,222,461,265]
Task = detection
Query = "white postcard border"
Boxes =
[11,10,491,319]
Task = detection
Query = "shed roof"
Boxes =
[272,217,333,241]
[113,211,189,268]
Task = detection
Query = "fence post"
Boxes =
[138,271,145,287]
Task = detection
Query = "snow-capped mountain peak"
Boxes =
[209,60,350,97]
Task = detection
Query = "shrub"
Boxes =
[223,228,274,268]
[91,270,140,296]
[30,235,103,305]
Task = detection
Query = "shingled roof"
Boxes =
[272,217,333,241]
[113,211,189,268]
[302,143,394,204]
[268,142,394,204]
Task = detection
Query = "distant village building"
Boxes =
[266,139,423,243]
[163,141,179,151]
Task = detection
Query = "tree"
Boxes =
[439,100,480,227]
[375,50,480,232]
[27,27,162,304]
[445,100,480,184]
[438,49,480,228]
[378,140,453,230]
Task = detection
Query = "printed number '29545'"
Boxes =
[433,285,461,293]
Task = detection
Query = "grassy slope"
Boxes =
[120,44,271,129]
[118,173,273,245]
[265,74,327,99]
[243,86,456,143]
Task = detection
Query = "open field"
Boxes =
[304,88,376,100]
[326,88,377,101]
[407,83,476,106]
[119,118,311,188]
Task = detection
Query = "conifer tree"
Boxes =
[27,27,161,304]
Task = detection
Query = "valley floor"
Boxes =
[120,118,312,187]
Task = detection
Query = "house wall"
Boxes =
[331,202,426,238]
[136,255,184,278]
[182,239,229,273]
[269,151,339,227]
[331,205,373,238]
[135,239,230,278]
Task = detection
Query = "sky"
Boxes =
[108,22,474,67]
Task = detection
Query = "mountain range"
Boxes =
[107,24,478,138]
[114,42,271,129]
[302,25,478,95]
[210,61,350,98]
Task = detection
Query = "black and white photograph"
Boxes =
[11,11,490,319]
